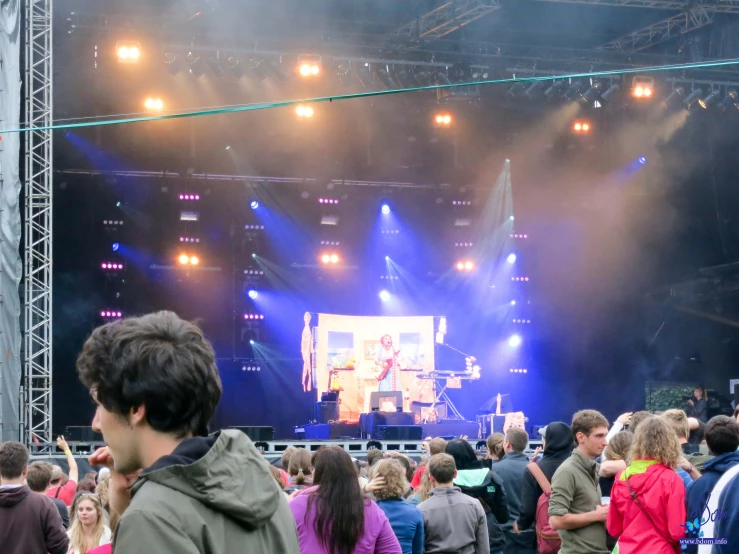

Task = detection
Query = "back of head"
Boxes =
[445,439,479,470]
[629,417,682,469]
[26,461,54,492]
[428,453,456,485]
[705,415,739,456]
[289,447,313,485]
[543,422,573,456]
[660,409,690,441]
[366,448,383,467]
[603,431,634,461]
[76,479,97,494]
[0,441,29,480]
[372,459,407,500]
[505,428,529,453]
[49,465,63,485]
[76,311,222,438]
[429,437,447,456]
[486,433,505,459]
[571,410,609,442]
[629,411,652,435]
[311,446,365,554]
[281,446,297,472]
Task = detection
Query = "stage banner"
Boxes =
[315,314,436,420]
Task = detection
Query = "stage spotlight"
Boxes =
[190,256,199,266]
[436,72,452,86]
[381,204,390,215]
[250,200,259,210]
[544,81,566,99]
[248,290,258,300]
[178,254,190,265]
[379,290,390,302]
[509,216,515,221]
[376,68,397,89]
[683,89,703,110]
[507,253,517,264]
[601,84,619,102]
[563,83,584,101]
[433,113,452,126]
[295,104,314,118]
[663,86,684,108]
[638,156,647,165]
[510,300,516,306]
[187,52,205,77]
[572,121,591,133]
[101,311,123,318]
[298,55,321,77]
[631,76,654,99]
[385,256,390,261]
[226,56,245,79]
[699,91,720,109]
[719,90,739,111]
[116,41,141,64]
[112,242,120,252]
[508,334,522,348]
[321,254,330,264]
[464,261,474,271]
[144,97,164,112]
[330,254,339,264]
[582,82,603,103]
[507,82,526,97]
[524,82,544,98]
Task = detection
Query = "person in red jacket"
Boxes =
[607,417,686,554]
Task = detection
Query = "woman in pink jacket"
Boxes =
[289,446,401,554]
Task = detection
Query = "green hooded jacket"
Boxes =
[113,430,299,554]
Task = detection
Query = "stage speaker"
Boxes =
[64,426,103,442]
[374,425,423,440]
[229,426,274,441]
[316,401,339,423]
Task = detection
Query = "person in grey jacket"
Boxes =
[419,453,490,554]
[77,311,300,554]
[492,428,536,554]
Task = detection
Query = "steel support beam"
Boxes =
[532,0,739,13]
[601,7,715,52]
[23,0,54,450]
[392,0,502,44]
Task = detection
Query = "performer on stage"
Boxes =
[301,312,313,392]
[374,334,400,392]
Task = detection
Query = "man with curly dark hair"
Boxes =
[78,311,299,554]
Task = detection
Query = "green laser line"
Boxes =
[4,58,738,134]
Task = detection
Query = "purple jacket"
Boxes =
[289,486,402,554]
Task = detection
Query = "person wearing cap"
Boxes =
[45,436,79,507]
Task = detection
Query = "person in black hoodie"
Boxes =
[446,439,509,554]
[514,422,573,533]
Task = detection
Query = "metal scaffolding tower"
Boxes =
[392,0,501,45]
[22,0,53,450]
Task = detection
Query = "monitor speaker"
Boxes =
[316,401,339,423]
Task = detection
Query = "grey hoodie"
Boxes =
[114,430,299,553]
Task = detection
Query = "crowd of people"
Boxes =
[1,311,739,554]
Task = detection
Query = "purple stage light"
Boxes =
[508,334,522,348]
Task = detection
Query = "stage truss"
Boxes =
[22,0,54,450]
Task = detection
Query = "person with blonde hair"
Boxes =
[371,459,423,554]
[660,409,702,485]
[607,417,686,554]
[407,469,432,506]
[66,492,111,554]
